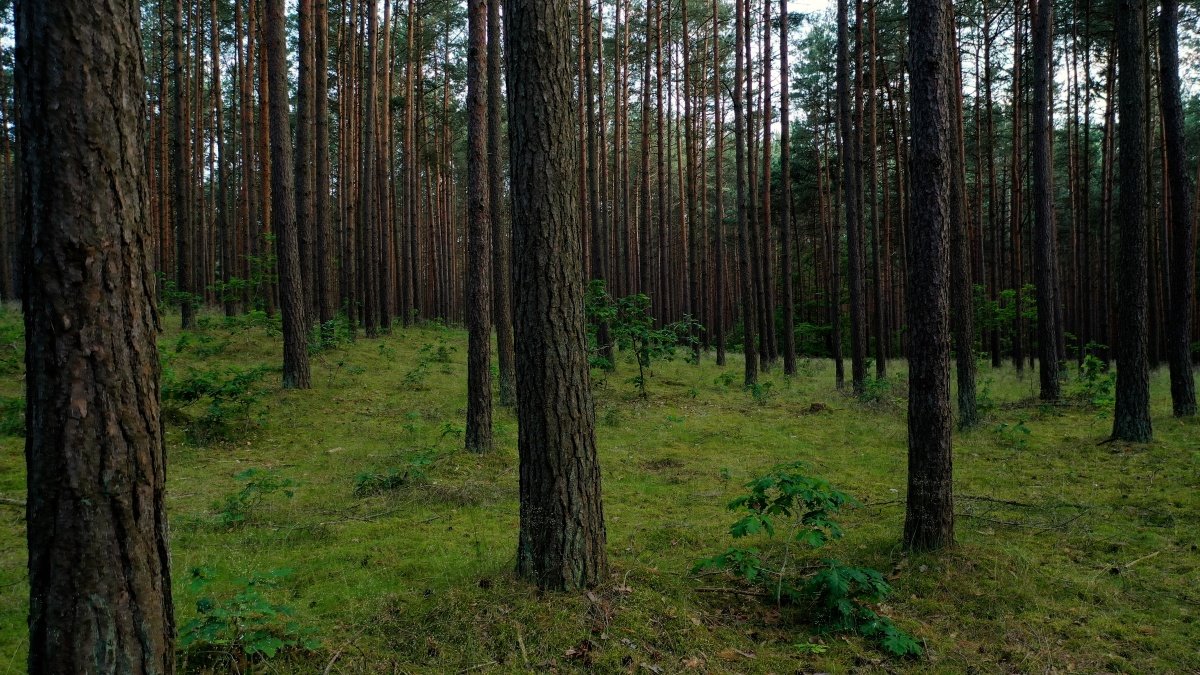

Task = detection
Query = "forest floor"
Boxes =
[0,307,1197,673]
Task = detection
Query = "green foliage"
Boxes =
[1069,352,1115,412]
[354,448,441,497]
[403,339,458,389]
[309,316,353,354]
[693,462,919,658]
[857,376,893,405]
[162,364,271,445]
[750,381,775,404]
[714,371,737,388]
[159,277,205,315]
[0,396,22,437]
[586,281,700,398]
[993,416,1032,451]
[180,566,319,663]
[794,323,832,358]
[215,468,296,527]
[172,331,231,359]
[0,314,24,376]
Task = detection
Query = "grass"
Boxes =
[0,305,1197,672]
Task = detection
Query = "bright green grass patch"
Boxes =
[0,305,1197,672]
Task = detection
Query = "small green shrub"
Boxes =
[693,462,920,658]
[750,381,775,405]
[162,365,271,445]
[993,417,1032,451]
[180,566,319,664]
[0,396,24,437]
[1069,353,1115,412]
[857,376,893,405]
[215,468,296,527]
[354,451,436,497]
[586,281,699,398]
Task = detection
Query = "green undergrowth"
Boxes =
[0,305,1197,672]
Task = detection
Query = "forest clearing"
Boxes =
[1,310,1196,672]
[3,0,1199,671]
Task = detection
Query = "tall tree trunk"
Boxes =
[839,0,866,394]
[947,11,978,428]
[1032,0,1061,399]
[712,0,726,366]
[361,0,380,335]
[267,0,313,388]
[17,0,176,666]
[297,0,316,324]
[1159,0,1197,417]
[173,0,194,329]
[735,0,758,386]
[490,0,516,405]
[779,0,795,375]
[506,0,608,591]
[584,1,613,366]
[903,0,955,553]
[1010,1,1025,373]
[466,0,493,453]
[316,0,336,324]
[1111,0,1152,441]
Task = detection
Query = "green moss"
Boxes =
[0,306,1196,672]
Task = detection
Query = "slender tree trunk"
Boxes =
[267,0,313,388]
[735,0,758,386]
[779,0,795,375]
[490,0,516,405]
[173,0,194,329]
[1159,0,1196,417]
[297,0,316,324]
[712,0,726,366]
[903,0,955,553]
[506,0,608,591]
[17,0,176,666]
[466,0,494,453]
[1032,0,1061,399]
[948,11,978,428]
[316,0,336,324]
[839,0,866,393]
[1010,2,1025,373]
[1112,0,1152,441]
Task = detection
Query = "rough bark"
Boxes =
[173,0,194,329]
[466,0,494,453]
[17,0,176,667]
[1111,0,1152,441]
[1159,0,1197,417]
[779,0,796,375]
[489,0,516,406]
[266,0,312,389]
[903,0,955,552]
[506,0,608,591]
[735,0,758,387]
[1032,0,1061,400]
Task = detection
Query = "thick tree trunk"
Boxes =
[266,0,312,388]
[466,0,494,453]
[506,0,608,592]
[903,0,955,552]
[1111,0,1152,441]
[1159,0,1197,418]
[17,0,176,667]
